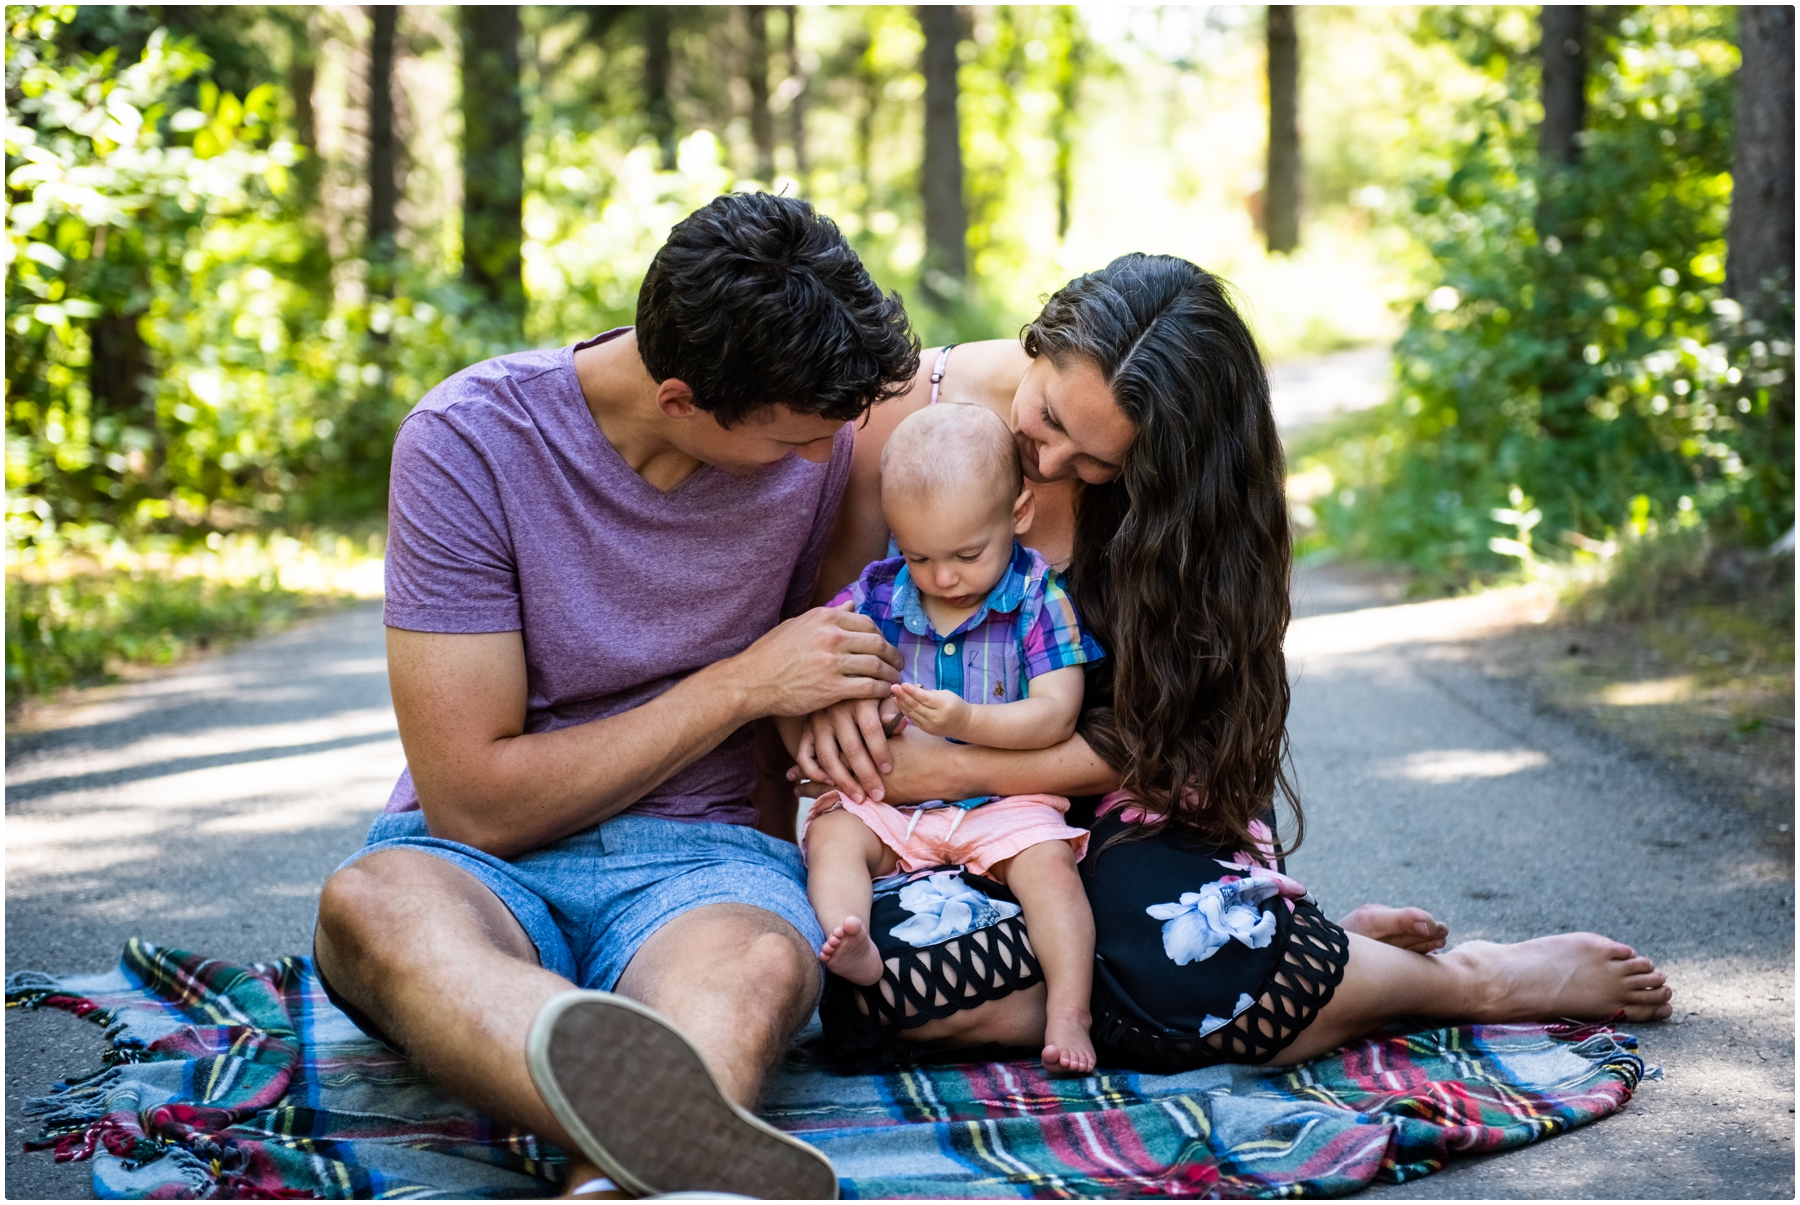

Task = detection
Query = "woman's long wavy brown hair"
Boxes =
[1024,254,1300,854]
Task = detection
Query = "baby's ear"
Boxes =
[1012,483,1036,536]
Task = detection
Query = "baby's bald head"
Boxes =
[880,403,1024,520]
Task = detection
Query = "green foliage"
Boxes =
[6,569,314,697]
[1301,6,1794,585]
[5,6,504,549]
[6,523,381,700]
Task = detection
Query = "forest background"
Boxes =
[5,4,1793,714]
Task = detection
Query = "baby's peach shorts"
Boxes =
[801,790,1089,877]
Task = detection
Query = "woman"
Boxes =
[794,254,1672,1070]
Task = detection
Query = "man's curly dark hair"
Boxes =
[636,193,921,427]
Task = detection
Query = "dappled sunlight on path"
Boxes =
[1284,565,1792,1199]
[5,603,399,965]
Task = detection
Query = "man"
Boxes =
[314,193,920,1199]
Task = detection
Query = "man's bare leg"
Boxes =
[1274,931,1674,1064]
[611,902,821,1106]
[315,850,819,1195]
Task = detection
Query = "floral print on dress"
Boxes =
[1145,867,1305,967]
[886,869,1022,947]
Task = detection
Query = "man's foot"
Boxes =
[559,1172,630,1199]
[1338,903,1449,953]
[1445,932,1674,1023]
[819,915,883,986]
[526,991,838,1200]
[1041,1006,1096,1073]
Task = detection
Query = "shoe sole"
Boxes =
[526,990,839,1200]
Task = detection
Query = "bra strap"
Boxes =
[928,344,958,405]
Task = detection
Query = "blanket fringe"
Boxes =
[1564,1031,1657,1083]
[23,1068,124,1124]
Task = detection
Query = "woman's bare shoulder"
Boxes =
[936,339,1031,417]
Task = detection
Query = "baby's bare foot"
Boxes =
[1448,932,1674,1023]
[1042,1006,1096,1074]
[819,916,883,986]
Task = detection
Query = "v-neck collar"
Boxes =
[567,327,717,503]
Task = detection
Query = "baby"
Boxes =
[785,403,1104,1072]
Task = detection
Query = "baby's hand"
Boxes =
[879,695,906,737]
[891,682,968,739]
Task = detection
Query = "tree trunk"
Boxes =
[918,4,967,307]
[643,7,676,170]
[855,34,877,232]
[89,310,158,482]
[1535,6,1588,237]
[1050,9,1083,241]
[1538,5,1588,168]
[1264,5,1300,254]
[785,5,807,179]
[1726,4,1795,322]
[745,6,774,183]
[367,5,400,294]
[460,5,525,337]
[287,10,319,209]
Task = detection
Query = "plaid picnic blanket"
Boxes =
[8,939,1653,1199]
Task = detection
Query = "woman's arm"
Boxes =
[875,725,1120,804]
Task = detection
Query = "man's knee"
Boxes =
[316,849,534,970]
[718,915,821,1018]
[317,859,389,957]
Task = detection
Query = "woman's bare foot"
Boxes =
[1338,903,1449,953]
[819,915,883,985]
[1445,932,1674,1022]
[1041,1005,1096,1073]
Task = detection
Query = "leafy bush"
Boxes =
[5,6,505,547]
[6,571,311,698]
[1295,7,1794,587]
[5,526,381,701]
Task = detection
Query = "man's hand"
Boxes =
[890,682,969,740]
[724,603,902,718]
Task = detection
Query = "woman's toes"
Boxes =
[1622,998,1673,1021]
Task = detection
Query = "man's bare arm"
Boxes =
[391,607,902,859]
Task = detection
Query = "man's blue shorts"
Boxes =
[334,809,824,993]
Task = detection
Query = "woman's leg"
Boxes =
[1273,930,1674,1064]
[805,806,898,986]
[898,919,1671,1058]
[988,840,1097,1072]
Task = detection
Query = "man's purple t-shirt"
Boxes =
[382,328,852,827]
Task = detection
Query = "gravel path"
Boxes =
[6,576,1793,1198]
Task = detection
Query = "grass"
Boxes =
[1466,528,1795,842]
[5,528,384,714]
